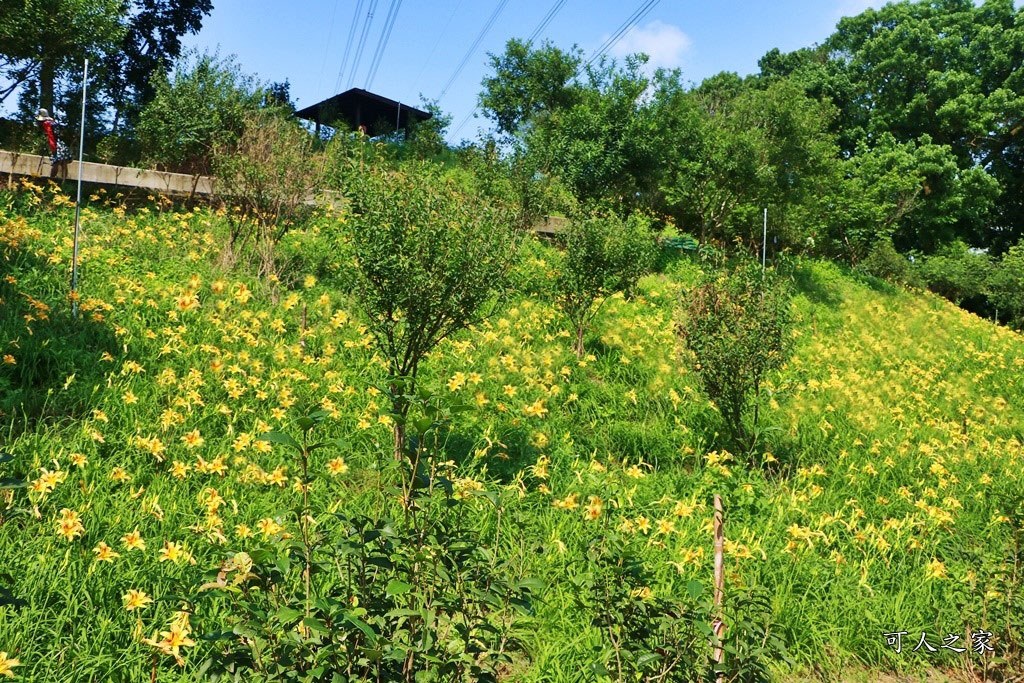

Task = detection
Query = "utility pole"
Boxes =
[761,208,767,273]
[71,58,88,319]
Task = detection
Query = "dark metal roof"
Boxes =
[293,88,431,136]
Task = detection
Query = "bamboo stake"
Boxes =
[712,493,726,678]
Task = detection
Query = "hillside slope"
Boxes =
[1,185,1022,681]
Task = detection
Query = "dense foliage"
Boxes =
[136,52,264,174]
[0,0,212,150]
[554,213,657,357]
[2,183,1023,682]
[2,1,1024,680]
[678,265,794,454]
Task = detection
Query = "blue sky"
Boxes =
[180,0,888,141]
[175,0,1004,143]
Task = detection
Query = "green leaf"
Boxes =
[276,606,302,623]
[635,652,662,668]
[516,578,545,593]
[258,431,301,451]
[686,580,704,600]
[302,616,329,634]
[385,580,413,596]
[344,613,377,642]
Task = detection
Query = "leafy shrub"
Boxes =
[342,162,519,459]
[857,237,915,286]
[678,264,793,455]
[572,532,710,681]
[719,587,790,682]
[136,52,263,175]
[192,402,538,683]
[915,240,993,306]
[555,213,657,357]
[213,108,322,276]
[988,240,1024,329]
[572,532,787,682]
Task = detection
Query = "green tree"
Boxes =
[342,162,519,460]
[988,240,1024,328]
[136,52,264,174]
[658,74,838,252]
[774,0,1024,251]
[555,213,657,358]
[915,241,993,309]
[0,0,124,129]
[679,265,793,454]
[478,40,664,214]
[479,38,582,137]
[102,0,214,131]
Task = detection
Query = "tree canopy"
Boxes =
[476,0,1024,258]
[0,0,213,143]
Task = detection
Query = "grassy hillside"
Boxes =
[1,182,1023,681]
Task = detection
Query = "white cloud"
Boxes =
[608,20,692,71]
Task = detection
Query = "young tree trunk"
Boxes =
[391,393,408,462]
[393,420,405,463]
[40,60,56,113]
[574,323,585,358]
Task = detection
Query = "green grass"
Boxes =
[0,181,1022,681]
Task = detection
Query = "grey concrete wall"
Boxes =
[0,149,215,196]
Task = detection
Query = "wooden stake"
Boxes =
[712,493,726,677]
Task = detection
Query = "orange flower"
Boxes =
[93,541,120,563]
[121,529,146,551]
[123,589,153,611]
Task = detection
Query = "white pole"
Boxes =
[71,59,88,320]
[761,207,767,273]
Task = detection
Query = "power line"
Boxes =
[453,0,571,140]
[334,0,366,93]
[316,0,341,95]
[451,108,477,138]
[586,0,660,67]
[438,0,510,100]
[527,0,569,45]
[411,0,465,93]
[346,0,380,89]
[364,0,404,90]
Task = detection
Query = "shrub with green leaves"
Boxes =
[857,237,916,286]
[342,162,519,459]
[555,213,657,357]
[572,532,709,681]
[678,264,793,454]
[193,402,539,683]
[213,108,322,276]
[915,240,993,306]
[988,240,1024,329]
[136,52,263,175]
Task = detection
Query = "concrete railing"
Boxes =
[2,148,565,236]
[0,149,214,196]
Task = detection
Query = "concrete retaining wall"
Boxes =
[0,149,214,196]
